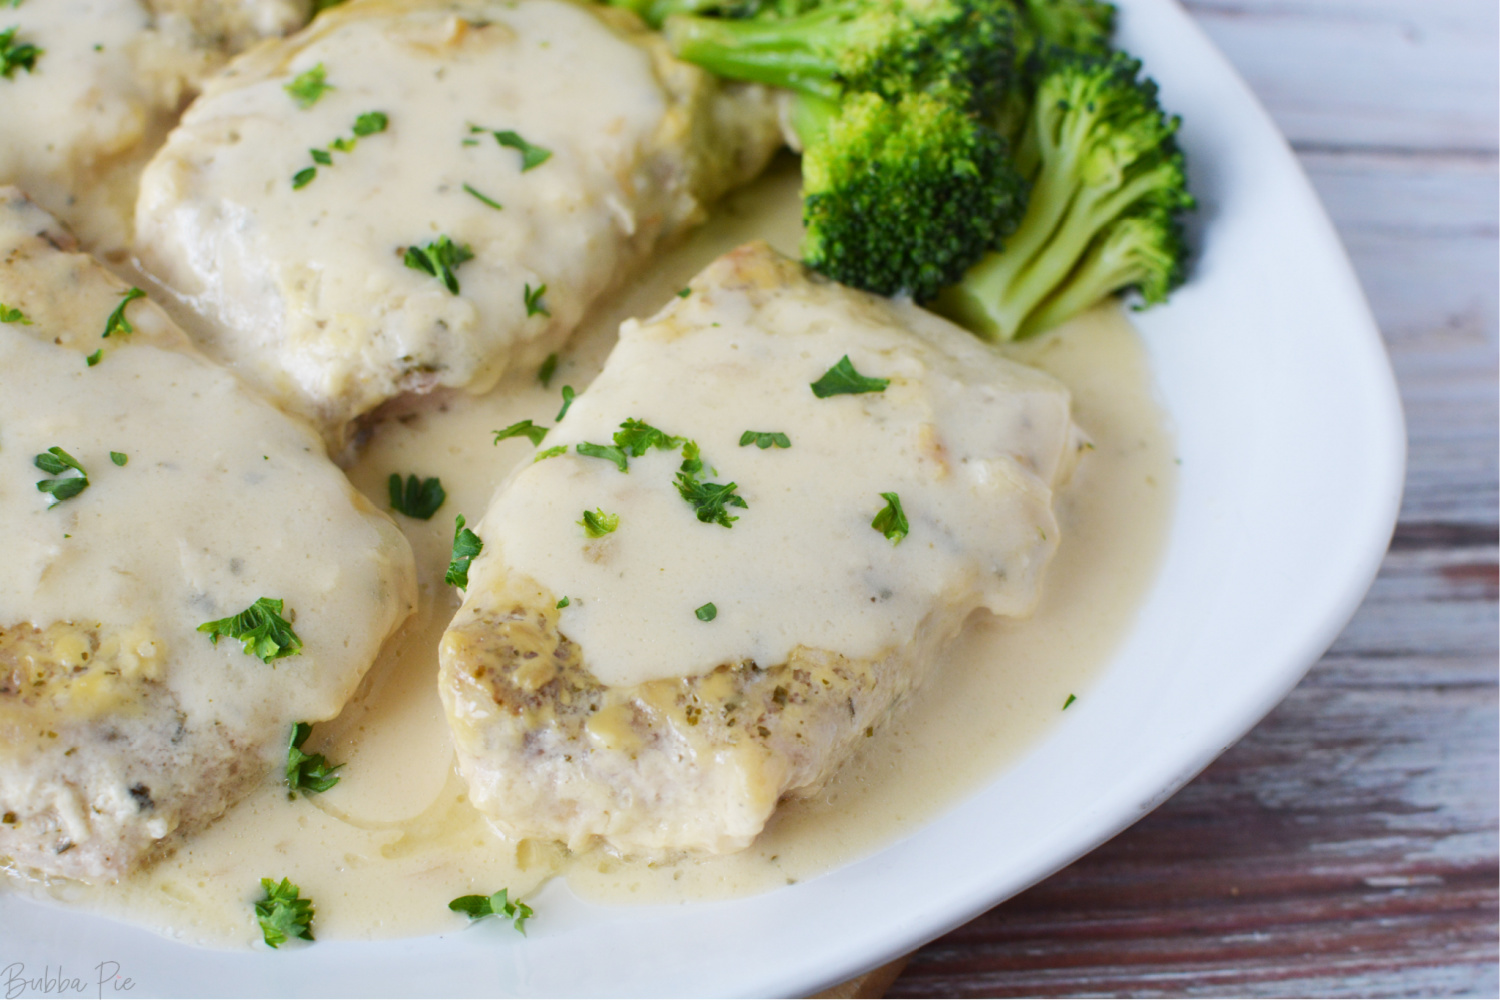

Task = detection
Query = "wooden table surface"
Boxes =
[886,2,1500,996]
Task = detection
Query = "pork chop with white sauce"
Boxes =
[438,243,1084,856]
[0,0,309,257]
[134,0,784,451]
[0,190,417,881]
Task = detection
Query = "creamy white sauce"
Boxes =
[133,0,780,445]
[8,160,1175,943]
[472,245,1076,687]
[0,0,303,259]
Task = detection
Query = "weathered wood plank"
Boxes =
[1181,0,1498,151]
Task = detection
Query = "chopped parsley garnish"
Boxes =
[198,597,302,663]
[34,447,88,506]
[0,26,41,78]
[387,473,446,520]
[0,302,29,324]
[445,514,483,589]
[614,418,682,457]
[524,282,550,318]
[676,287,691,298]
[533,444,567,462]
[352,111,387,136]
[109,451,128,466]
[739,430,791,450]
[871,492,908,545]
[463,183,502,210]
[286,722,341,794]
[404,235,474,295]
[1063,693,1077,710]
[576,441,627,473]
[675,443,746,528]
[810,356,889,398]
[556,596,570,609]
[284,63,332,108]
[695,602,717,622]
[102,287,146,338]
[537,352,558,387]
[85,349,102,367]
[555,385,576,421]
[255,878,314,948]
[449,888,533,934]
[471,125,552,172]
[493,419,548,447]
[578,508,619,537]
[291,112,388,188]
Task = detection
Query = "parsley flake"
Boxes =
[109,451,127,466]
[284,63,332,108]
[613,418,682,457]
[523,282,550,318]
[102,287,146,338]
[576,441,627,473]
[871,492,908,545]
[674,440,746,527]
[0,302,29,324]
[449,888,533,934]
[34,446,88,506]
[676,287,691,298]
[471,126,551,172]
[1063,693,1077,710]
[387,473,446,520]
[404,235,473,295]
[463,183,502,210]
[352,110,387,136]
[493,419,548,447]
[198,597,302,663]
[695,602,717,622]
[0,26,41,78]
[810,356,889,398]
[292,112,388,187]
[255,877,314,948]
[445,514,483,589]
[533,444,567,462]
[676,471,747,528]
[578,508,619,537]
[738,430,791,450]
[555,384,576,421]
[85,349,102,367]
[286,722,342,794]
[556,596,570,609]
[537,352,558,387]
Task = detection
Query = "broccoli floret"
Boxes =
[1015,0,1115,56]
[601,0,803,30]
[933,51,1193,340]
[663,0,1018,115]
[801,91,1026,303]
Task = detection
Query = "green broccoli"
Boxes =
[602,0,815,30]
[662,0,1018,115]
[662,0,1025,301]
[1015,0,1115,58]
[933,51,1193,340]
[801,91,1025,302]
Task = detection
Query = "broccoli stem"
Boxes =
[663,7,856,99]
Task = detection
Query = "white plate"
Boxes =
[0,0,1405,994]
